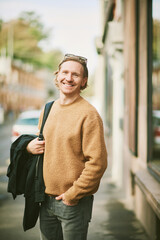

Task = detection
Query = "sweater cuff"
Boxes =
[64,192,79,205]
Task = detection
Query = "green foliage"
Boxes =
[40,50,63,70]
[0,11,63,70]
[19,11,49,41]
[153,19,160,61]
[0,19,3,31]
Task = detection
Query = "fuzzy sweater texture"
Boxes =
[38,96,107,204]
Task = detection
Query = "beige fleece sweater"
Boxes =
[38,96,107,204]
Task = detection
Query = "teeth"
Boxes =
[64,83,73,87]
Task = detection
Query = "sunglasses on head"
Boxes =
[64,54,87,64]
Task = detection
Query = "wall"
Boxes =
[123,0,160,239]
[96,1,160,237]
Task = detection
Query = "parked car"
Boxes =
[11,110,41,142]
[153,110,160,149]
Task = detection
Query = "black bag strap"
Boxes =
[39,101,54,140]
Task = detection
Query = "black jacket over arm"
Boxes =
[7,134,45,231]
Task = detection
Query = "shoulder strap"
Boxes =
[39,101,54,140]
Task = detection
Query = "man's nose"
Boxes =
[66,73,72,81]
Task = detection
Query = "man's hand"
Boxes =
[26,137,45,155]
[55,194,77,206]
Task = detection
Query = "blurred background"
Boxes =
[0,0,99,120]
[0,0,160,240]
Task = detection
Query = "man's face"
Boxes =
[57,60,87,97]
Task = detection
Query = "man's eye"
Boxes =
[73,74,78,77]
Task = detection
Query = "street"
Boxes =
[0,121,40,239]
[0,123,150,240]
[0,122,12,168]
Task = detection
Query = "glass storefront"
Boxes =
[151,0,160,176]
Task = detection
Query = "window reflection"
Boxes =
[152,0,160,165]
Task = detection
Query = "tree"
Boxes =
[40,49,63,70]
[153,19,160,61]
[0,11,63,70]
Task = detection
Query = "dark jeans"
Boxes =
[39,194,94,240]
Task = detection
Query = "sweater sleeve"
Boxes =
[64,113,108,204]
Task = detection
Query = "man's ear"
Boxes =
[81,77,88,87]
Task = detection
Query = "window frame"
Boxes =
[128,0,139,156]
[147,0,160,182]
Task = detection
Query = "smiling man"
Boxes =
[27,54,107,240]
[55,59,87,99]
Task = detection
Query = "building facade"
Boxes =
[95,0,160,239]
[0,56,46,120]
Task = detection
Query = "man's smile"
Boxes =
[62,82,74,87]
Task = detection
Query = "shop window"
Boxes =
[148,0,160,180]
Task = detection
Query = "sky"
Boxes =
[153,0,160,20]
[0,0,101,74]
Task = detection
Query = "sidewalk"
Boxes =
[88,171,150,240]
[0,169,150,240]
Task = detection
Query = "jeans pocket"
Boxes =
[57,200,79,220]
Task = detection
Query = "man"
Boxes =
[27,54,107,240]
